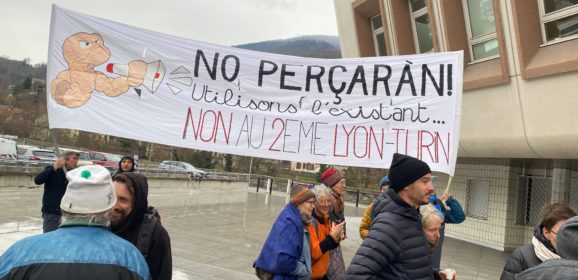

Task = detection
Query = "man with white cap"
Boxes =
[0,165,150,280]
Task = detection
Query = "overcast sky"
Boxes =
[0,0,338,65]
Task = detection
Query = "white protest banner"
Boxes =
[47,5,463,175]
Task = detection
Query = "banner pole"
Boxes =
[50,129,60,157]
[444,176,453,195]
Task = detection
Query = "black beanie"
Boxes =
[388,153,431,192]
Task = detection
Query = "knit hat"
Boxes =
[388,153,432,192]
[557,215,578,260]
[379,176,391,187]
[290,185,315,206]
[320,168,344,188]
[60,165,117,214]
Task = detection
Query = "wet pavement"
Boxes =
[0,185,508,279]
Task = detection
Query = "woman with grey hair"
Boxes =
[420,203,444,253]
[307,184,345,280]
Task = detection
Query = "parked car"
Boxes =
[158,160,207,178]
[49,147,93,166]
[87,151,122,169]
[0,138,17,160]
[16,145,57,162]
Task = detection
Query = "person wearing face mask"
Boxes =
[307,184,345,280]
[500,203,577,280]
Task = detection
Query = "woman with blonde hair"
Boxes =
[307,184,345,280]
[420,203,444,253]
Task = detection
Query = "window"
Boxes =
[466,180,489,220]
[539,0,578,43]
[463,0,499,62]
[409,0,433,53]
[93,153,106,161]
[570,178,578,210]
[370,14,388,56]
[516,176,552,226]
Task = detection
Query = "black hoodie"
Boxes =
[111,173,172,280]
[116,156,136,175]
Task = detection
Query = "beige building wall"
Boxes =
[334,0,578,251]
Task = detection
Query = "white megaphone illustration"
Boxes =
[106,60,166,93]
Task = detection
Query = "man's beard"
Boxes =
[109,208,127,226]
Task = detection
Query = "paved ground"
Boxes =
[0,185,508,279]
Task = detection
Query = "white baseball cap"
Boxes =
[60,165,117,214]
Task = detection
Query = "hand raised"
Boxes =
[53,157,65,170]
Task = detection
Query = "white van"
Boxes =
[0,138,18,160]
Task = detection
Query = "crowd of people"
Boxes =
[1,150,577,280]
[253,153,578,280]
[254,153,465,280]
[0,154,172,280]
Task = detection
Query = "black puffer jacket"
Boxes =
[500,244,541,280]
[515,259,578,280]
[346,189,439,280]
[500,225,555,280]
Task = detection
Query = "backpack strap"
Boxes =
[137,206,159,258]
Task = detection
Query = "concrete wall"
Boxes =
[0,168,248,206]
[333,0,578,159]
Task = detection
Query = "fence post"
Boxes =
[256,178,260,192]
[286,180,292,195]
[356,189,360,207]
[267,178,272,194]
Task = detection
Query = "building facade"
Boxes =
[333,0,578,251]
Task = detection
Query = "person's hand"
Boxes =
[439,269,457,280]
[330,221,345,242]
[441,191,450,201]
[53,157,65,170]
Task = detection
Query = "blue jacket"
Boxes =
[430,195,466,224]
[254,203,309,280]
[0,225,150,280]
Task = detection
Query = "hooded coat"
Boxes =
[347,189,440,280]
[115,156,136,175]
[111,172,172,280]
[254,203,310,280]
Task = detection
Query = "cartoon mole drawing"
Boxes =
[50,32,165,108]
